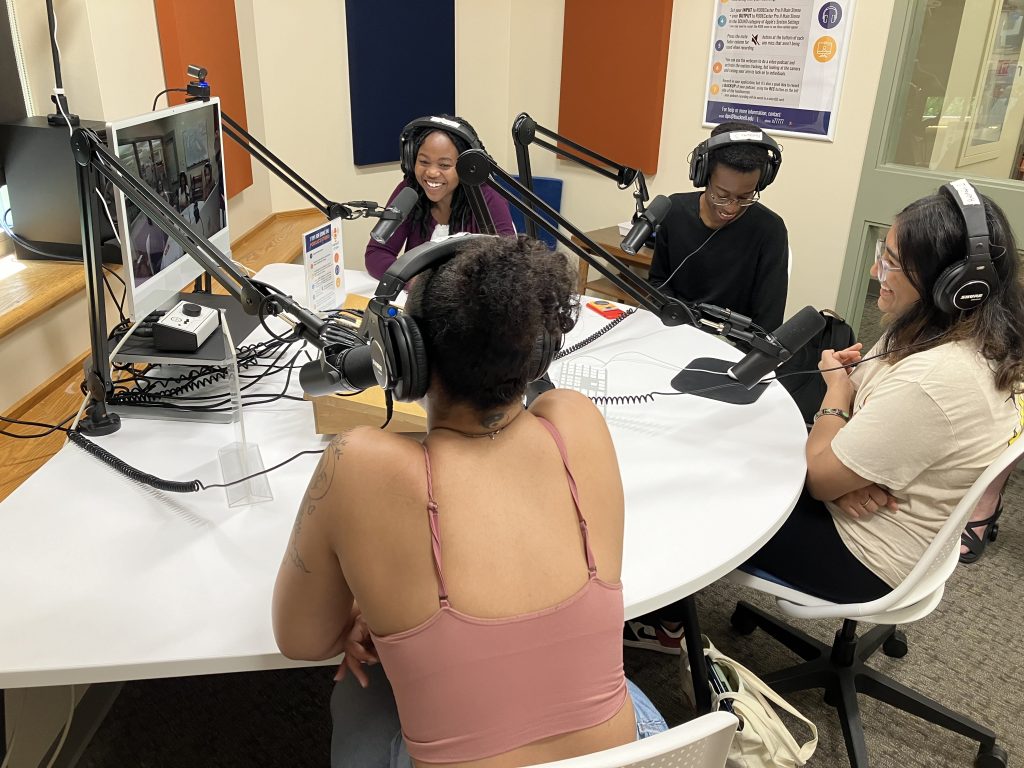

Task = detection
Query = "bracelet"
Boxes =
[813,407,851,423]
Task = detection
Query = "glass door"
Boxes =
[838,0,1024,333]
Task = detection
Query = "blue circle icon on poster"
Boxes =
[818,2,842,28]
[715,40,725,51]
[717,15,727,27]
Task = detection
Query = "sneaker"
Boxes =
[623,620,684,655]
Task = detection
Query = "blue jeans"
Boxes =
[331,666,668,768]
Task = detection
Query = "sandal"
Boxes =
[960,495,1004,564]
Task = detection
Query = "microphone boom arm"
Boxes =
[457,148,691,326]
[510,113,648,240]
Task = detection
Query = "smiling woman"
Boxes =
[363,115,517,279]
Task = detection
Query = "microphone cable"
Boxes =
[585,334,954,407]
[556,308,639,360]
[649,227,721,292]
[65,430,326,494]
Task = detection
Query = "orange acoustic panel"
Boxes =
[154,0,253,198]
[558,0,673,175]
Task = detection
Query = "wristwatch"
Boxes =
[813,407,851,423]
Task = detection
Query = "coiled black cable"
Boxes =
[67,431,202,493]
[556,308,638,360]
[589,392,656,406]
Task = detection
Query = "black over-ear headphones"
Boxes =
[688,129,783,191]
[399,116,484,177]
[934,179,1001,313]
[364,234,561,403]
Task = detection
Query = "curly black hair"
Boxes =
[707,120,771,180]
[405,236,579,411]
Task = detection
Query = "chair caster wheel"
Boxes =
[883,629,908,658]
[975,743,1007,768]
[730,606,757,635]
[823,684,839,708]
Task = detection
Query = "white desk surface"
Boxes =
[0,265,806,689]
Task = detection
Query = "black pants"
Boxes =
[651,488,892,626]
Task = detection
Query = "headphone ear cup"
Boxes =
[689,144,707,188]
[932,262,966,314]
[527,330,561,382]
[390,315,431,402]
[399,132,413,176]
[759,156,774,190]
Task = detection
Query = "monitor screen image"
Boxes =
[107,98,230,321]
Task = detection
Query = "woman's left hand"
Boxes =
[334,610,379,688]
[833,483,899,520]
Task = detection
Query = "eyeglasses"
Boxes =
[706,189,760,207]
[874,239,903,283]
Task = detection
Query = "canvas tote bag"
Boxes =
[681,634,818,768]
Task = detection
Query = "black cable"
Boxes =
[67,429,324,494]
[0,412,75,439]
[556,308,638,360]
[773,334,949,381]
[67,431,202,493]
[198,449,326,490]
[152,88,189,112]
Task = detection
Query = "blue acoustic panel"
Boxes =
[496,175,563,250]
[345,0,455,166]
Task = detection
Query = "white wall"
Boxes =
[502,0,898,318]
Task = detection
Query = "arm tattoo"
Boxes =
[288,433,349,572]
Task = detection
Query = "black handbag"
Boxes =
[776,309,857,428]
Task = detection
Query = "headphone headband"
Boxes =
[689,129,783,190]
[701,129,781,156]
[932,178,1000,313]
[399,116,484,176]
[365,234,561,401]
[941,179,990,259]
[372,233,492,304]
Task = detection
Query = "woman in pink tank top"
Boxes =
[273,236,665,767]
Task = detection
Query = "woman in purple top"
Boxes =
[364,115,516,279]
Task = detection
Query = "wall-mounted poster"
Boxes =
[703,0,855,141]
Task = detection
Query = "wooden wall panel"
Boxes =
[558,0,673,175]
[153,0,253,198]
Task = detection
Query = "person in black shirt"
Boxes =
[648,121,789,332]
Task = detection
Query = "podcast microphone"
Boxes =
[370,187,419,244]
[299,343,377,397]
[670,305,825,404]
[621,194,671,255]
[727,306,826,388]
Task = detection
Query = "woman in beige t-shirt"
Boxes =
[740,181,1024,601]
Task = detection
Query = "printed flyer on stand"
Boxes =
[703,0,855,140]
[302,218,346,313]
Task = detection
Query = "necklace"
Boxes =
[432,409,524,441]
[433,425,505,440]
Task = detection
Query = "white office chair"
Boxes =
[524,711,738,768]
[726,437,1024,768]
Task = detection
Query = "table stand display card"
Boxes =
[215,311,272,507]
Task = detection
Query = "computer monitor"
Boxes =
[107,98,230,321]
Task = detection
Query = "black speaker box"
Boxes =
[0,116,122,263]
